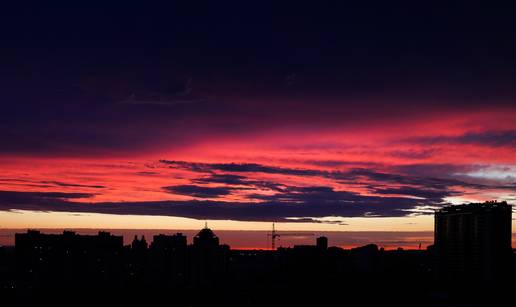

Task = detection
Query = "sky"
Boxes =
[0,3,515,239]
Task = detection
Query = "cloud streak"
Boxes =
[406,130,516,147]
[163,185,235,198]
[160,160,513,192]
[0,189,435,223]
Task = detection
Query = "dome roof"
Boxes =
[193,225,220,248]
[195,227,217,239]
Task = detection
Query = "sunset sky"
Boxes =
[0,3,515,237]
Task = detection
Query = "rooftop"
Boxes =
[436,200,511,214]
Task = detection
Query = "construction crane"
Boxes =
[267,222,315,250]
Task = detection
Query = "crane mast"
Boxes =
[267,223,314,250]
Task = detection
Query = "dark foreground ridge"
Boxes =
[0,201,514,306]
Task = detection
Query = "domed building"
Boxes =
[193,224,220,248]
[189,224,229,287]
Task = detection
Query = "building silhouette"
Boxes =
[14,230,124,288]
[150,233,187,252]
[316,236,328,250]
[131,235,148,251]
[434,200,512,284]
[3,211,514,306]
[190,225,229,287]
[193,225,220,248]
[149,233,188,287]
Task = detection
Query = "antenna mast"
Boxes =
[271,222,277,250]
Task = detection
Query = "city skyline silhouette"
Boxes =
[1,201,513,306]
